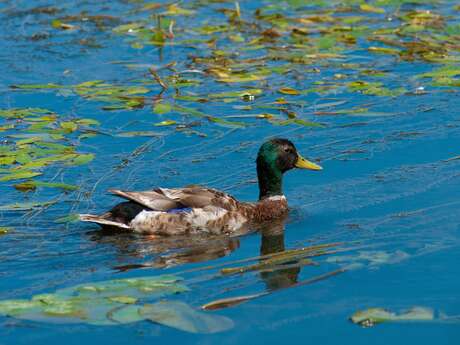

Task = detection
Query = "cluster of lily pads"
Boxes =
[9,0,460,134]
[0,107,97,191]
[0,274,233,333]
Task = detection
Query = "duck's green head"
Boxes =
[256,138,322,199]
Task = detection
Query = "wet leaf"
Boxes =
[419,65,460,86]
[0,170,42,182]
[65,153,94,166]
[162,4,196,16]
[0,227,10,235]
[107,296,138,304]
[154,120,177,126]
[109,305,144,324]
[153,102,172,114]
[368,46,400,55]
[359,4,385,14]
[112,22,144,34]
[218,73,266,83]
[116,131,163,137]
[60,121,78,133]
[0,200,56,211]
[348,81,406,97]
[0,275,190,326]
[208,89,262,99]
[0,299,43,317]
[278,87,300,95]
[350,307,434,327]
[140,300,233,334]
[55,214,80,224]
[201,293,266,311]
[10,84,61,90]
[14,181,78,192]
[51,19,78,30]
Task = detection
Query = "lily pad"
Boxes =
[350,307,434,327]
[0,275,190,326]
[140,300,234,334]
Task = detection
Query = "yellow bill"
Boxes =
[295,154,322,171]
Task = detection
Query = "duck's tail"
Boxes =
[79,213,131,230]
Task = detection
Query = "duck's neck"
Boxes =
[257,159,283,200]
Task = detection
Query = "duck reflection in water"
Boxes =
[88,229,241,270]
[89,214,299,293]
[259,216,299,291]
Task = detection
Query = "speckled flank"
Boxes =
[129,206,248,235]
[126,195,289,235]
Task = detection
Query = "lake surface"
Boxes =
[0,0,459,343]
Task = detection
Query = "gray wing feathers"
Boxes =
[109,187,239,211]
[109,189,179,211]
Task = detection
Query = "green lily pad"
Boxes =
[0,275,190,326]
[55,214,81,223]
[153,102,172,114]
[14,181,78,192]
[350,307,434,327]
[140,300,234,334]
[108,305,144,324]
[0,200,57,211]
[0,299,42,317]
[0,170,42,182]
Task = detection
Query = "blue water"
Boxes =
[1,0,459,343]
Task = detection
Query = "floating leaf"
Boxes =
[55,213,80,224]
[0,170,42,182]
[10,84,62,90]
[0,299,43,317]
[202,293,266,311]
[75,118,100,126]
[153,102,172,114]
[51,19,78,30]
[109,305,144,324]
[359,4,385,14]
[0,227,10,235]
[350,307,434,328]
[140,301,234,334]
[208,89,262,99]
[154,120,177,126]
[107,296,138,305]
[368,46,400,55]
[65,153,94,166]
[0,200,56,211]
[218,73,266,83]
[162,4,196,16]
[116,131,163,137]
[348,81,406,97]
[112,22,144,34]
[60,121,78,133]
[14,181,78,192]
[0,157,15,165]
[0,275,190,326]
[278,87,300,95]
[173,105,246,127]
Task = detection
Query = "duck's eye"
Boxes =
[284,147,292,153]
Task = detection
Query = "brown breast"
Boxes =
[242,196,289,223]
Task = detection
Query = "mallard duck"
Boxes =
[79,138,322,235]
